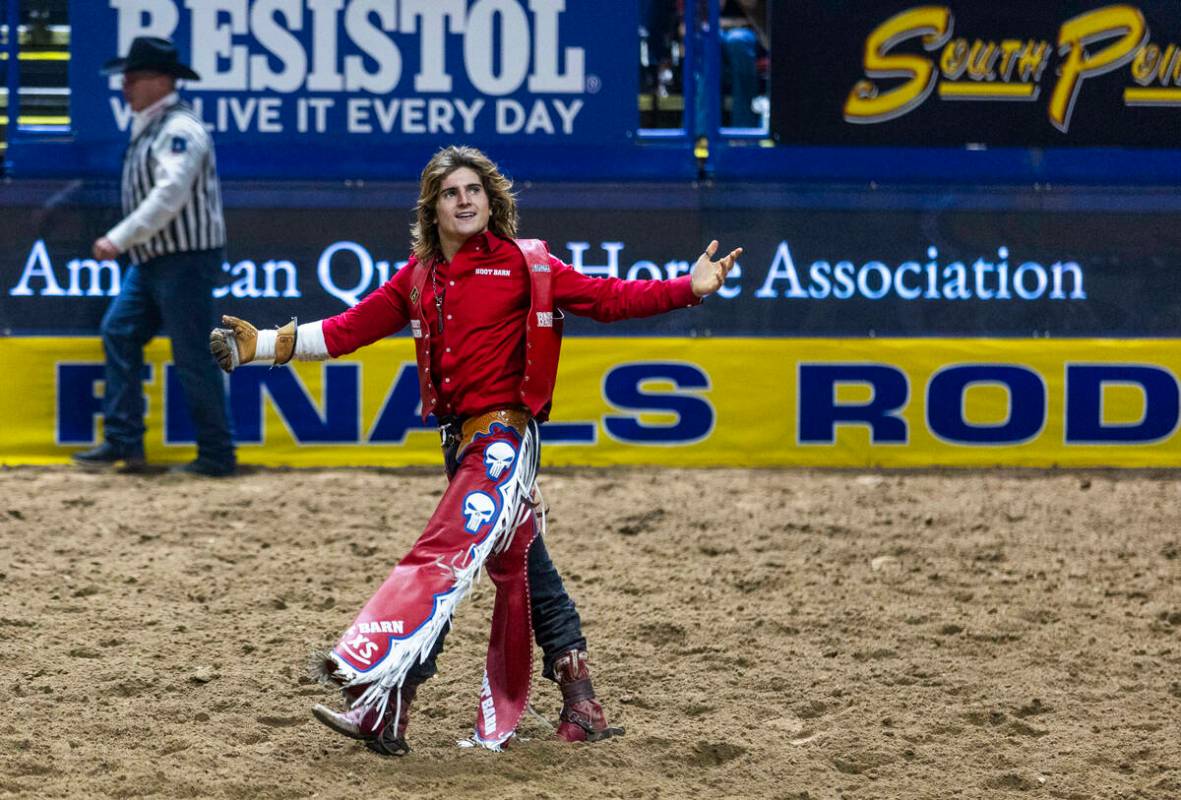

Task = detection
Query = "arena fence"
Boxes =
[0,2,1177,468]
[2,182,1178,468]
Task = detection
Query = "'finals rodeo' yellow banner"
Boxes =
[1,337,1178,469]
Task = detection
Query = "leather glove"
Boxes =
[210,315,298,373]
[210,315,256,373]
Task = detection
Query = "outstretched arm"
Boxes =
[210,263,416,372]
[554,240,743,321]
[690,240,743,298]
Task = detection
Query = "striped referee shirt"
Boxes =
[106,92,226,265]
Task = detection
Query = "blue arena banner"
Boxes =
[58,0,637,179]
[2,181,1180,338]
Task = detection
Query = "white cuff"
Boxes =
[104,224,131,253]
[253,329,277,363]
[294,321,329,361]
[251,321,329,364]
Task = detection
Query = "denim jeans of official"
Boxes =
[99,248,234,467]
[406,533,587,685]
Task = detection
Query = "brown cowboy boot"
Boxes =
[312,682,418,756]
[553,649,624,743]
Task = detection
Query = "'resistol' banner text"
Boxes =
[66,0,636,178]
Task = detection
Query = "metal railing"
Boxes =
[1,0,73,172]
[4,0,20,164]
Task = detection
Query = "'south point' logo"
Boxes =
[844,5,1174,132]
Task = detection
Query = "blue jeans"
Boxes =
[407,533,587,685]
[99,248,234,467]
[723,27,760,128]
[695,26,760,132]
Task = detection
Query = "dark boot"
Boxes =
[72,441,146,473]
[554,649,624,743]
[312,682,417,756]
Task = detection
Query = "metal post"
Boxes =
[680,0,697,137]
[679,0,721,167]
[702,0,721,142]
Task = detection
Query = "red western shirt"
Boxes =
[321,231,700,420]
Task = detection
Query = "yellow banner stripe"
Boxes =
[0,51,70,61]
[1123,87,1181,105]
[0,115,70,126]
[938,82,1036,99]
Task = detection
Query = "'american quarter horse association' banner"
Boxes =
[66,0,637,177]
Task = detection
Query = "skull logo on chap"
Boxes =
[462,491,496,533]
[484,441,517,480]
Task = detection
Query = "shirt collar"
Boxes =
[463,230,494,253]
[130,91,179,140]
[440,230,495,265]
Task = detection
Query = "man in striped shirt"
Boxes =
[73,37,234,477]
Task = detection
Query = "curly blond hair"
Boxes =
[411,146,518,263]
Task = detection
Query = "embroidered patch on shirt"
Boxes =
[536,312,554,328]
[409,287,420,304]
[530,263,550,273]
[410,320,423,338]
[171,136,188,153]
[475,268,511,276]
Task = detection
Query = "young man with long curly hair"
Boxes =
[210,146,741,754]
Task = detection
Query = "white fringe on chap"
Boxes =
[324,420,543,748]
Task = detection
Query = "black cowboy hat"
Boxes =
[101,36,200,80]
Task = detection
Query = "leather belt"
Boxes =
[458,408,531,452]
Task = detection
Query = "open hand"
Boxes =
[690,240,743,298]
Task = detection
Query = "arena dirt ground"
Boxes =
[1,465,1179,800]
